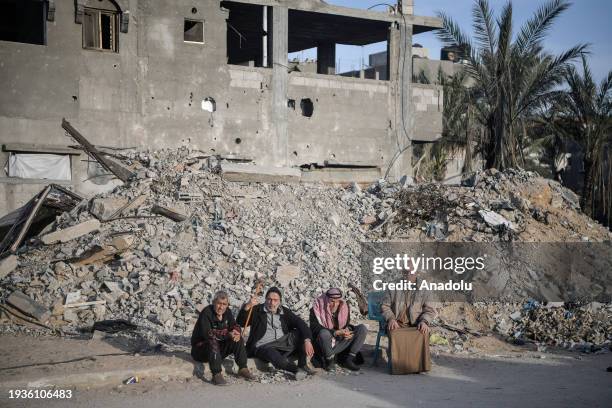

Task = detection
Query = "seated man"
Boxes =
[309,287,367,371]
[237,287,316,379]
[381,272,436,374]
[191,290,256,385]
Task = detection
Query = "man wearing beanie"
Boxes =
[309,287,367,371]
[237,286,317,380]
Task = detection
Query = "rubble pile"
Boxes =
[509,303,611,350]
[0,148,610,352]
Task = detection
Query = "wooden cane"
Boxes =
[241,279,264,337]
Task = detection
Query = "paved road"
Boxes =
[2,353,611,408]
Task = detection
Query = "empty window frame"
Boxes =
[83,8,118,52]
[184,19,204,43]
[0,0,47,45]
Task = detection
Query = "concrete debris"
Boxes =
[7,291,51,323]
[0,255,18,279]
[41,219,101,245]
[0,150,609,352]
[479,210,514,231]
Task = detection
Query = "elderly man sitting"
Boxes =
[309,288,367,371]
[381,272,436,374]
[191,291,256,385]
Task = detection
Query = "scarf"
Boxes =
[312,292,349,330]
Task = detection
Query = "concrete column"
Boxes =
[271,6,288,166]
[317,42,336,75]
[387,19,413,180]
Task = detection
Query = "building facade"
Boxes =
[0,0,442,214]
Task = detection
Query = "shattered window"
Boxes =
[184,19,204,43]
[83,8,118,52]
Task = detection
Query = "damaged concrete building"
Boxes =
[0,0,443,214]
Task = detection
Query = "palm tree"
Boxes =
[436,0,588,170]
[553,55,612,218]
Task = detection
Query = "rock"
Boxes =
[276,265,300,287]
[267,236,283,246]
[146,243,162,258]
[327,212,341,227]
[360,215,377,225]
[510,311,522,321]
[561,189,580,209]
[90,197,128,220]
[41,219,101,245]
[7,291,50,322]
[0,255,18,279]
[112,235,135,251]
[204,276,217,286]
[220,244,234,256]
[158,251,179,266]
[479,210,513,230]
[349,182,361,193]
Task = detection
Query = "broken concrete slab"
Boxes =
[111,235,134,251]
[90,197,129,220]
[7,291,50,322]
[41,219,101,245]
[276,265,300,287]
[151,205,187,222]
[479,210,514,230]
[0,255,18,279]
[221,163,301,183]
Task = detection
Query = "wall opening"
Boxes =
[300,98,313,118]
[184,19,204,43]
[222,1,270,68]
[83,7,118,52]
[288,9,390,80]
[0,0,47,45]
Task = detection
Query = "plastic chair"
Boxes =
[367,291,391,371]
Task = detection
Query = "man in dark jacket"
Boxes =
[191,291,256,385]
[237,287,316,379]
[309,287,367,371]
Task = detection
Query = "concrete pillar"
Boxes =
[387,19,413,180]
[270,6,288,166]
[317,42,336,75]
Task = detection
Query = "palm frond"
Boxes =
[514,0,570,55]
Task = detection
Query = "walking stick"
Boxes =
[241,279,264,337]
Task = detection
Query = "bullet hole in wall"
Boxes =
[192,7,197,14]
[331,153,336,159]
[235,138,242,144]
[226,102,229,109]
[287,99,295,109]
[72,95,78,101]
[300,98,313,117]
[293,151,298,157]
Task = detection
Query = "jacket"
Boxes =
[380,286,436,326]
[191,305,239,348]
[236,304,312,355]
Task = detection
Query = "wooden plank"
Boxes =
[151,205,188,222]
[61,119,134,183]
[64,300,106,308]
[3,143,82,155]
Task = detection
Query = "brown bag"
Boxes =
[389,327,431,374]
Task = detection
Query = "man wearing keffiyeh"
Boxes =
[309,287,367,371]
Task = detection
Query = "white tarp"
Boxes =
[8,153,71,180]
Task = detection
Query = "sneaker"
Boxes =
[238,368,256,381]
[324,357,336,372]
[212,373,228,386]
[340,356,360,371]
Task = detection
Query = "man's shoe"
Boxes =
[238,367,256,381]
[340,356,360,371]
[299,362,319,376]
[324,357,336,372]
[212,373,228,386]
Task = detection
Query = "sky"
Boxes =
[290,0,612,81]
